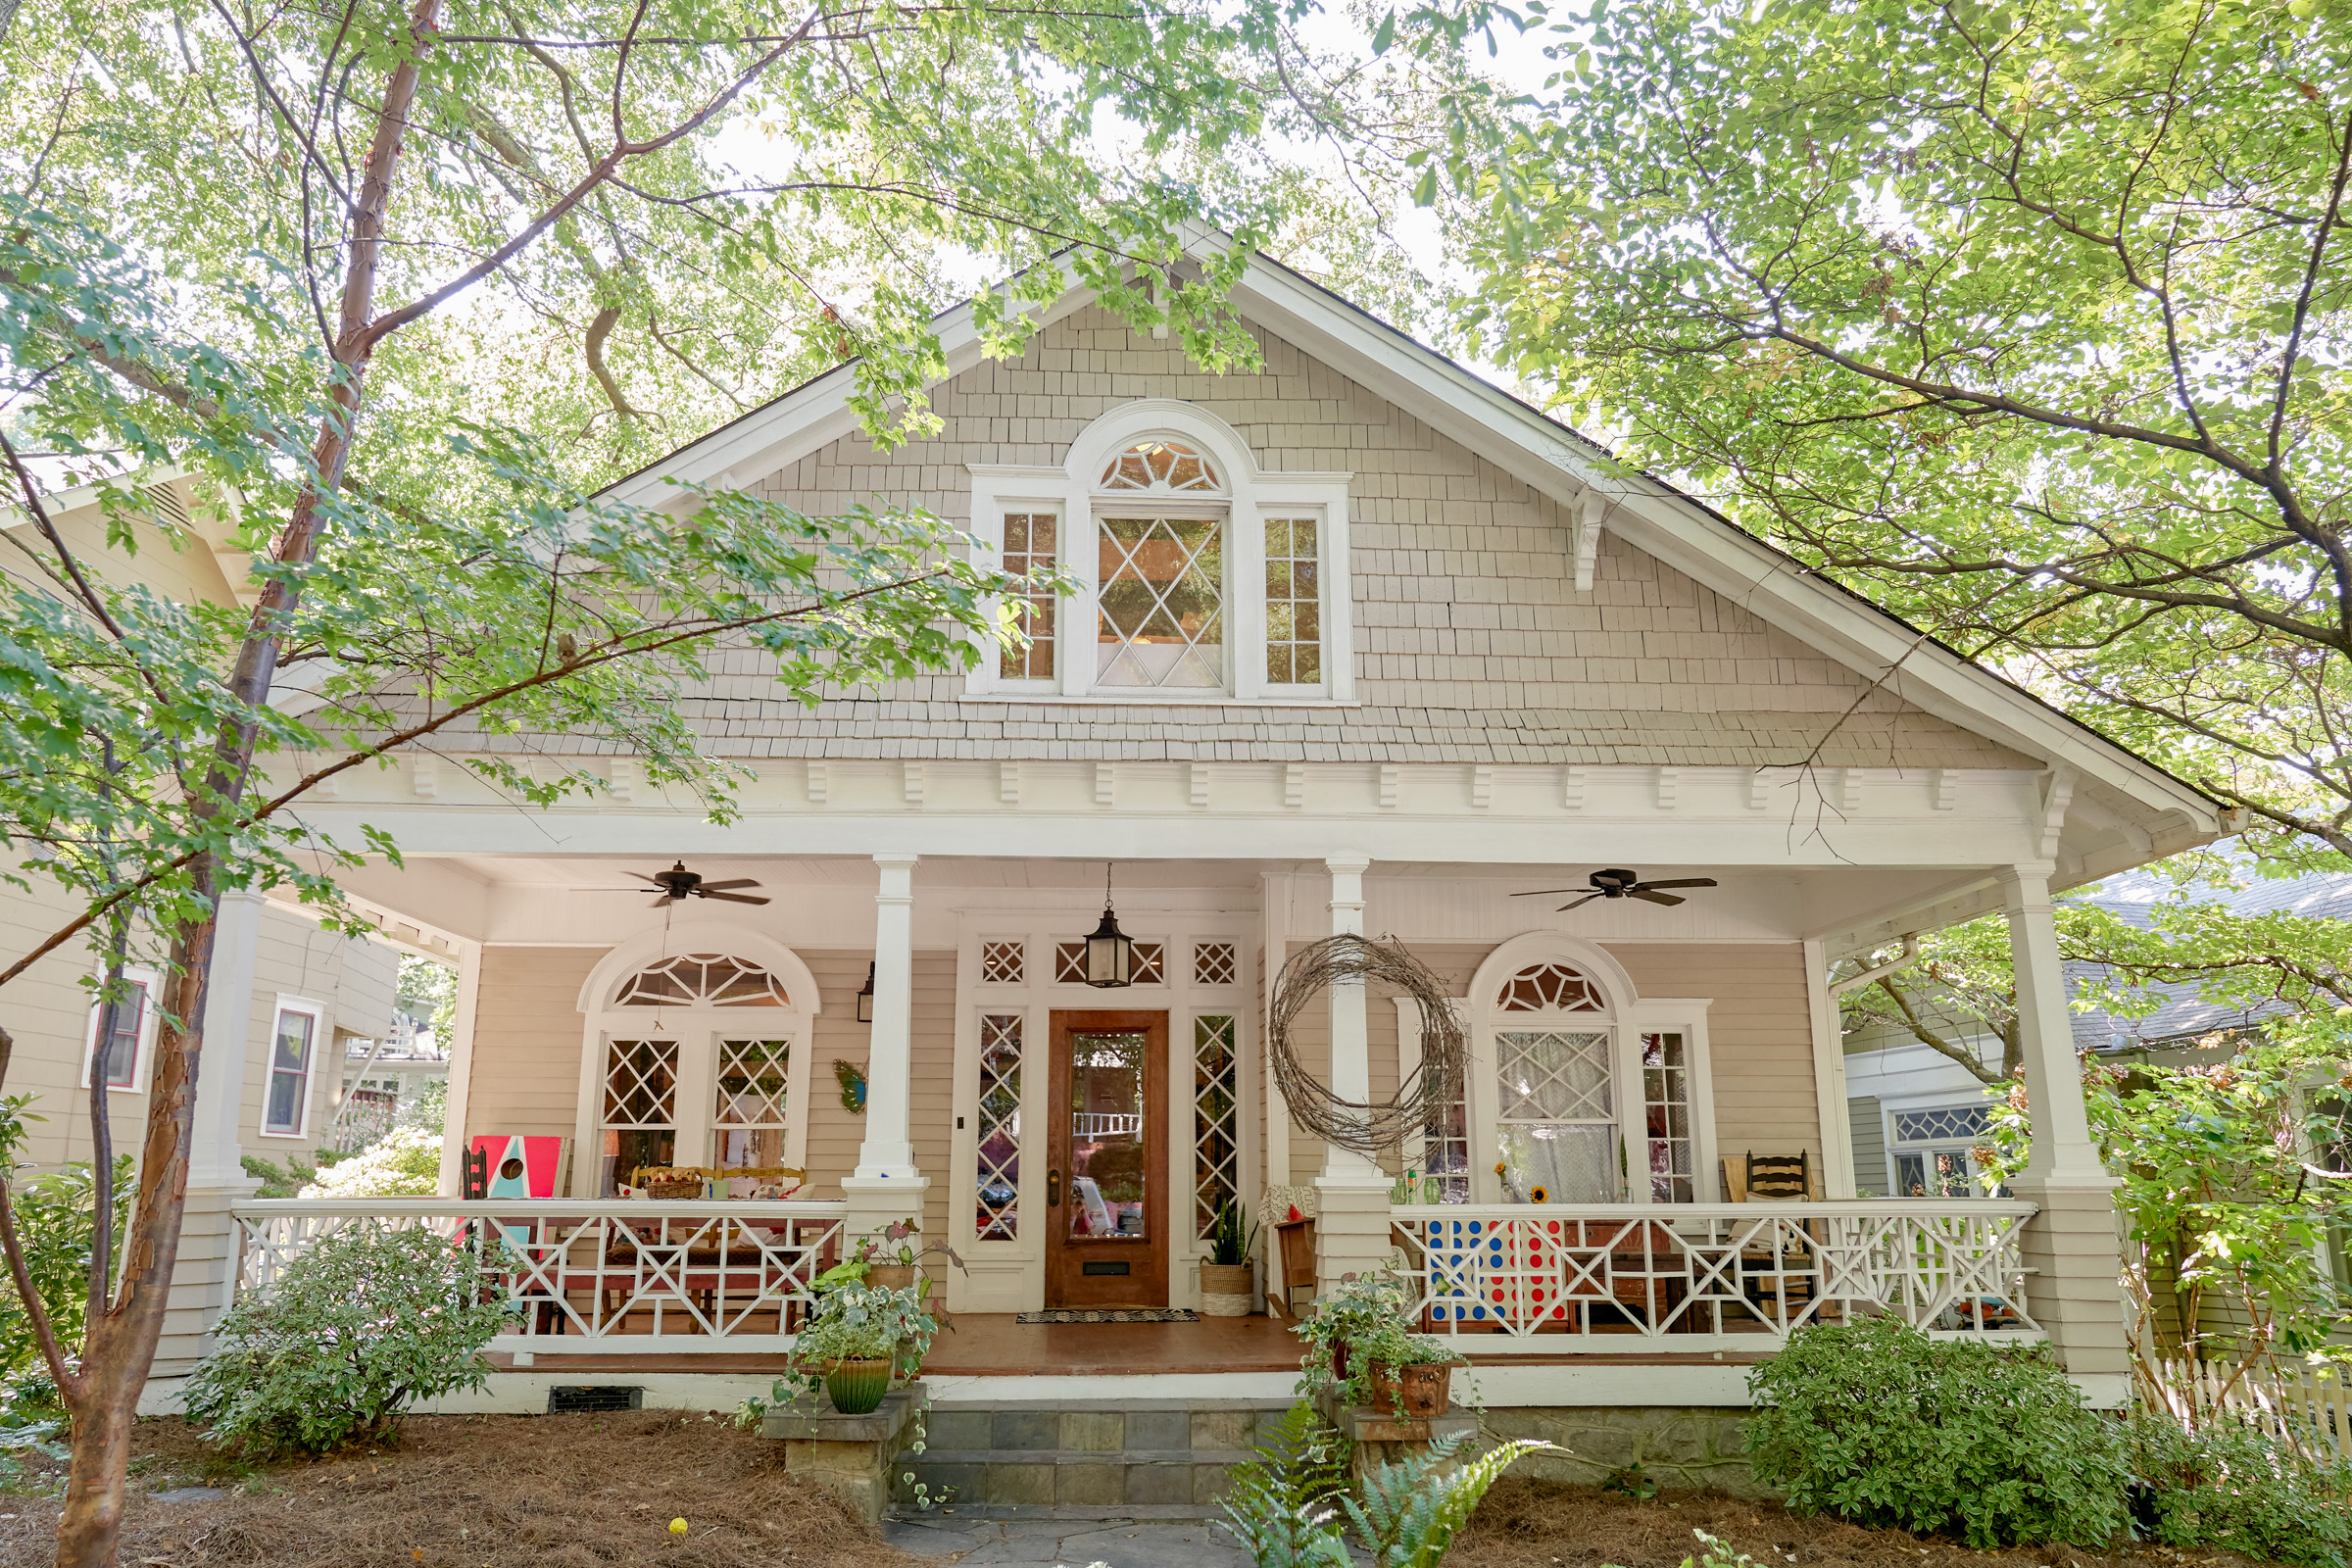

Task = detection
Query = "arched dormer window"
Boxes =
[573,930,818,1197]
[966,401,1354,703]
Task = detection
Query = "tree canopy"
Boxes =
[1413,0,2352,860]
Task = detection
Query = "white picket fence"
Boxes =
[2144,1355,2352,1458]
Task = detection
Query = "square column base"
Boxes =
[2008,1175,2131,1379]
[763,1384,929,1524]
[1312,1174,1396,1293]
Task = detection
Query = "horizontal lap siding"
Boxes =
[799,949,955,1251]
[466,948,600,1151]
[1605,943,1819,1189]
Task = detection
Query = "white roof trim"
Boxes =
[594,238,2221,835]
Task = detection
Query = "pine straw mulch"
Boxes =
[1447,1478,2280,1568]
[0,1411,916,1568]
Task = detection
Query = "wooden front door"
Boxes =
[1046,1010,1169,1308]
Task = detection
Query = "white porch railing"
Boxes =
[231,1199,848,1353]
[1389,1201,2041,1353]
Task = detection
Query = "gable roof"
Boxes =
[597,237,2225,845]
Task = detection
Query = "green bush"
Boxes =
[1745,1317,2127,1547]
[182,1225,516,1456]
[2131,1411,2352,1568]
[0,1089,133,1413]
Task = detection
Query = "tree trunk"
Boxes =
[52,919,214,1568]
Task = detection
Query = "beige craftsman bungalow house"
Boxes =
[152,243,2223,1476]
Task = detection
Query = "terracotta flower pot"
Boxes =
[1200,1261,1251,1317]
[824,1357,895,1414]
[864,1263,916,1291]
[1367,1361,1452,1419]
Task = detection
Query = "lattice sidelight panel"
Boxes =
[980,941,1026,985]
[975,1015,1024,1242]
[1193,1015,1240,1238]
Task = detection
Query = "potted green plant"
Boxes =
[1292,1269,1417,1398]
[1200,1199,1258,1317]
[789,1282,938,1414]
[820,1219,964,1297]
[1350,1318,1466,1419]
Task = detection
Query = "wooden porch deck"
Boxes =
[483,1312,1778,1376]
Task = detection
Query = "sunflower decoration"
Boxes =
[1530,1185,1550,1203]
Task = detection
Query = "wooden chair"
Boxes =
[1270,1218,1316,1319]
[1722,1151,1822,1325]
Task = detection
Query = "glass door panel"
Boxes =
[1047,1010,1168,1307]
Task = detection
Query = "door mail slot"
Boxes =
[1081,1260,1132,1277]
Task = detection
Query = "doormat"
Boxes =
[1014,1308,1200,1324]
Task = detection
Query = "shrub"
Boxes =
[299,1125,441,1198]
[0,1091,132,1408]
[1745,1316,2128,1547]
[2130,1411,2352,1568]
[182,1225,516,1456]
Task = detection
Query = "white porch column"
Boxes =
[2001,864,2130,1388]
[156,889,266,1384]
[846,855,928,1239]
[434,938,484,1197]
[1804,938,1858,1200]
[1315,856,1392,1290]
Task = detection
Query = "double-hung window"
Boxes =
[83,967,161,1092]
[965,403,1352,703]
[263,998,326,1137]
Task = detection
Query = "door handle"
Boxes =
[1048,1169,1062,1207]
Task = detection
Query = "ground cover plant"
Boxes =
[2129,1411,2352,1568]
[1744,1318,2128,1548]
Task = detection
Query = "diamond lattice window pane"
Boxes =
[1496,962,1601,1012]
[1193,1015,1240,1238]
[604,1039,679,1127]
[615,954,788,1007]
[1054,943,1088,984]
[1193,942,1237,986]
[1892,1105,1990,1144]
[1096,515,1224,689]
[1496,1031,1612,1121]
[713,1039,788,1127]
[1132,943,1164,985]
[975,1015,1024,1241]
[981,941,1025,986]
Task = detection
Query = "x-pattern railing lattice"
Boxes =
[1394,1202,2039,1349]
[234,1200,845,1344]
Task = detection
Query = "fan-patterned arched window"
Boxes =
[1496,961,1602,1012]
[613,954,788,1007]
[1100,439,1220,493]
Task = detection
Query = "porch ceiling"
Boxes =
[319,851,2001,956]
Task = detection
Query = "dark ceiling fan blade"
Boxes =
[697,878,761,891]
[1636,878,1719,891]
[697,890,770,905]
[1511,888,1592,899]
[575,887,658,893]
[1555,894,1603,911]
[627,870,665,884]
[1630,890,1687,906]
[650,894,680,907]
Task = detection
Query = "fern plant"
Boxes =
[1218,1402,1548,1568]
[1342,1428,1549,1568]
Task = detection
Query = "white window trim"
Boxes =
[259,995,327,1139]
[964,400,1354,705]
[81,964,163,1095]
[566,928,821,1197]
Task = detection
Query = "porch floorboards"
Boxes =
[485,1313,1777,1376]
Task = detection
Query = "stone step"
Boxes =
[896,1398,1294,1512]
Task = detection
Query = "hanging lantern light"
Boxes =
[856,961,876,1023]
[1082,863,1136,989]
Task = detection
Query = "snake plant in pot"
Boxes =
[1200,1199,1258,1316]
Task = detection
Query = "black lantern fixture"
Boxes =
[1082,862,1137,989]
[856,961,876,1023]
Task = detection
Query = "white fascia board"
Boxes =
[1222,257,2221,834]
[595,264,1099,513]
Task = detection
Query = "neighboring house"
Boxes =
[1842,869,2352,1199]
[35,245,2233,1446]
[0,472,408,1358]
[324,1029,450,1153]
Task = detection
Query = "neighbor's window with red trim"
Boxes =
[266,1007,316,1133]
[98,979,149,1089]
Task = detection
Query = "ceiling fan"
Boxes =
[1512,868,1719,911]
[576,860,770,907]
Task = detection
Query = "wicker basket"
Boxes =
[643,1178,704,1200]
[1200,1261,1252,1317]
